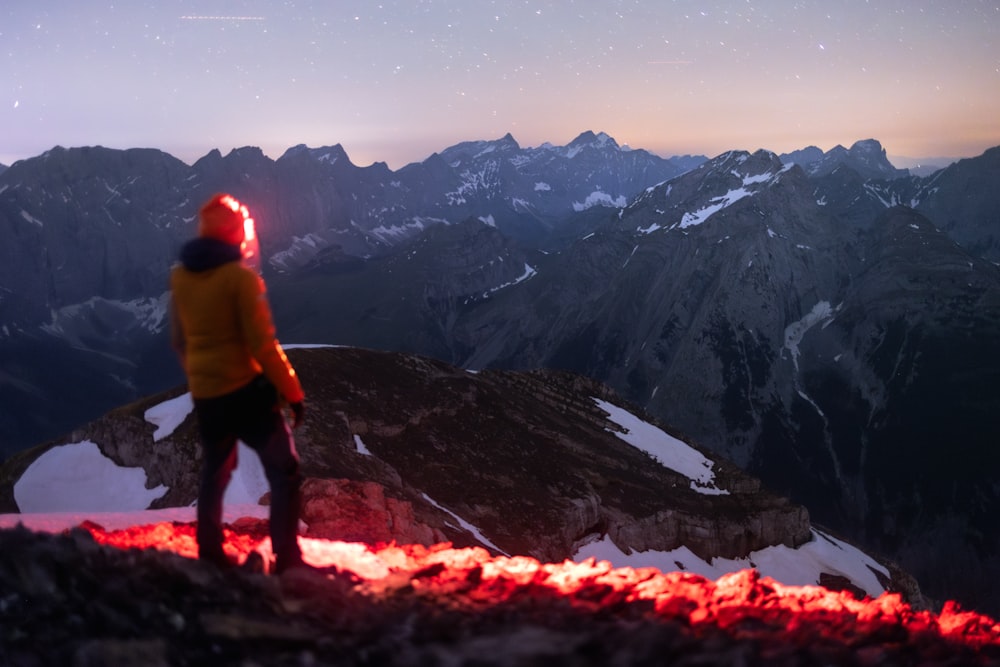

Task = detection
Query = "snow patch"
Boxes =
[864,183,902,208]
[483,263,537,297]
[679,186,754,228]
[368,216,448,242]
[354,435,373,456]
[14,441,168,512]
[421,493,508,555]
[593,398,728,495]
[622,245,639,268]
[20,210,44,226]
[144,393,194,441]
[142,393,273,507]
[783,301,837,372]
[574,527,887,599]
[573,191,627,211]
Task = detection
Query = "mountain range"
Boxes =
[1,132,998,617]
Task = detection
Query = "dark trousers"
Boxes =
[193,376,303,569]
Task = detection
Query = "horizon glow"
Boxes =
[2,2,999,169]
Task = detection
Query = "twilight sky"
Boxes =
[3,1,999,169]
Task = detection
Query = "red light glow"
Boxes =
[216,194,259,264]
[243,215,256,243]
[84,519,1000,656]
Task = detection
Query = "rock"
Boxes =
[1,523,997,666]
[299,477,445,546]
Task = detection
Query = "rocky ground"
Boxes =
[2,520,998,667]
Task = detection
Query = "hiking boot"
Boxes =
[239,551,266,574]
[274,557,339,577]
[199,550,239,570]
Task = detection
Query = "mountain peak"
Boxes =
[707,148,784,175]
[800,139,908,180]
[438,134,522,163]
[279,143,351,165]
[568,131,620,151]
[848,138,886,158]
[224,146,268,161]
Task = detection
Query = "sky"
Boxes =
[0,383,888,598]
[2,1,999,169]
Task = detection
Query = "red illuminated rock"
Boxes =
[58,520,998,665]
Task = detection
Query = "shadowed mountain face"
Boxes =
[264,150,1000,615]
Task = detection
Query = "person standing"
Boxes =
[170,193,308,574]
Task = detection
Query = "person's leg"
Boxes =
[195,399,239,564]
[243,412,304,571]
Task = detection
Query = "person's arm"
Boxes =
[238,271,306,406]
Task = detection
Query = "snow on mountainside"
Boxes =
[410,130,702,247]
[630,151,796,233]
[417,145,1000,617]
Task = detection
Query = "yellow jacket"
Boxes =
[170,239,304,403]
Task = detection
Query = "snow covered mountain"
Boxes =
[422,148,1000,617]
[265,146,1000,616]
[0,132,701,455]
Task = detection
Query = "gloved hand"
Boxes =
[289,401,305,429]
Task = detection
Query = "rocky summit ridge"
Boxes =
[2,523,998,666]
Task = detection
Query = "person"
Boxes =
[170,193,309,574]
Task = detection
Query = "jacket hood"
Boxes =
[179,237,243,272]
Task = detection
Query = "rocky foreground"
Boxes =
[1,520,998,667]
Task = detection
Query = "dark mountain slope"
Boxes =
[911,146,1000,262]
[0,146,190,326]
[0,132,692,454]
[259,150,1000,614]
[387,151,1000,616]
